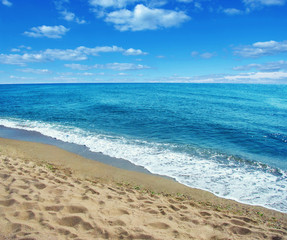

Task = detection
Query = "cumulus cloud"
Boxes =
[65,62,151,71]
[105,4,190,31]
[24,25,69,39]
[233,60,287,71]
[0,46,147,65]
[2,0,12,7]
[123,48,148,55]
[234,40,287,58]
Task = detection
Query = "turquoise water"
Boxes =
[0,83,286,212]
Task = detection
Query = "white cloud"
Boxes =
[200,52,216,59]
[64,63,91,70]
[17,68,51,74]
[0,53,45,66]
[234,40,287,58]
[105,62,150,70]
[52,76,79,82]
[123,48,148,55]
[177,0,193,2]
[43,48,87,61]
[2,0,12,7]
[55,0,86,24]
[161,71,287,83]
[24,25,69,39]
[89,0,139,8]
[224,71,287,81]
[0,45,147,65]
[191,51,198,57]
[60,10,86,24]
[19,45,32,50]
[65,62,151,71]
[105,4,190,31]
[243,0,286,8]
[11,46,32,52]
[9,76,35,80]
[233,60,287,71]
[223,8,243,15]
[191,51,216,59]
[58,72,95,76]
[146,0,168,8]
[11,48,20,52]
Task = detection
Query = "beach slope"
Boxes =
[0,138,286,240]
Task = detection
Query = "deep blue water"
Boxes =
[0,83,286,212]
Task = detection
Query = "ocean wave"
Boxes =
[0,117,286,212]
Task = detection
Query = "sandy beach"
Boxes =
[0,138,286,240]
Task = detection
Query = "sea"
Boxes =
[0,83,286,212]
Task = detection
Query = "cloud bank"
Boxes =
[0,46,148,65]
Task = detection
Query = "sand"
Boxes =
[0,138,286,240]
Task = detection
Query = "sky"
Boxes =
[0,0,287,84]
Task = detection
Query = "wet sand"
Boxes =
[0,138,286,239]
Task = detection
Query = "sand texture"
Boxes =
[0,138,286,240]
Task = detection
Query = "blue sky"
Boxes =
[1,0,287,83]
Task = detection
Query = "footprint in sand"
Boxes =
[0,199,17,207]
[21,194,32,201]
[109,219,126,226]
[230,219,247,226]
[148,222,170,230]
[133,233,155,240]
[58,216,93,230]
[271,236,283,240]
[66,205,88,214]
[199,211,212,217]
[112,208,130,216]
[169,204,180,211]
[229,226,252,235]
[13,210,35,220]
[0,173,10,180]
[233,216,257,224]
[144,208,159,215]
[45,205,64,212]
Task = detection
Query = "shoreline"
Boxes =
[0,137,286,239]
[0,125,155,175]
[0,125,286,213]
